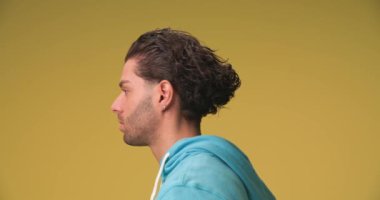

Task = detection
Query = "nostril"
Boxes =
[111,104,118,113]
[111,102,121,113]
[111,102,118,113]
[111,94,122,113]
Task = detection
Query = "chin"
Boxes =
[123,135,148,146]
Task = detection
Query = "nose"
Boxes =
[111,94,122,113]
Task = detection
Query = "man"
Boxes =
[111,28,275,200]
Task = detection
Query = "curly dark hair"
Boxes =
[125,28,241,121]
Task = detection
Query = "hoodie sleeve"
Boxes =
[158,185,224,200]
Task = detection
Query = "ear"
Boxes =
[156,80,174,112]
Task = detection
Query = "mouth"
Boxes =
[115,115,123,124]
[118,119,125,131]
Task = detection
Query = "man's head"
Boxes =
[112,28,241,145]
[111,59,160,146]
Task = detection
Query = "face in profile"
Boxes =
[111,58,159,146]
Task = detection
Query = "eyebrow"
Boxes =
[118,80,130,88]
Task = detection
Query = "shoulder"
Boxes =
[157,184,225,200]
[158,152,249,200]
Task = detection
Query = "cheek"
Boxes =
[120,95,138,113]
[121,100,131,113]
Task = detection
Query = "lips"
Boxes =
[117,116,124,124]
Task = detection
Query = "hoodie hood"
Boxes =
[156,135,275,200]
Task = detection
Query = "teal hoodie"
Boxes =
[150,135,275,200]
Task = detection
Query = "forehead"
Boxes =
[120,58,151,88]
[121,58,138,78]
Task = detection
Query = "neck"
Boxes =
[149,116,201,163]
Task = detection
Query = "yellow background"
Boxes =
[1,0,379,199]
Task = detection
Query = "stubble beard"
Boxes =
[122,95,158,146]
